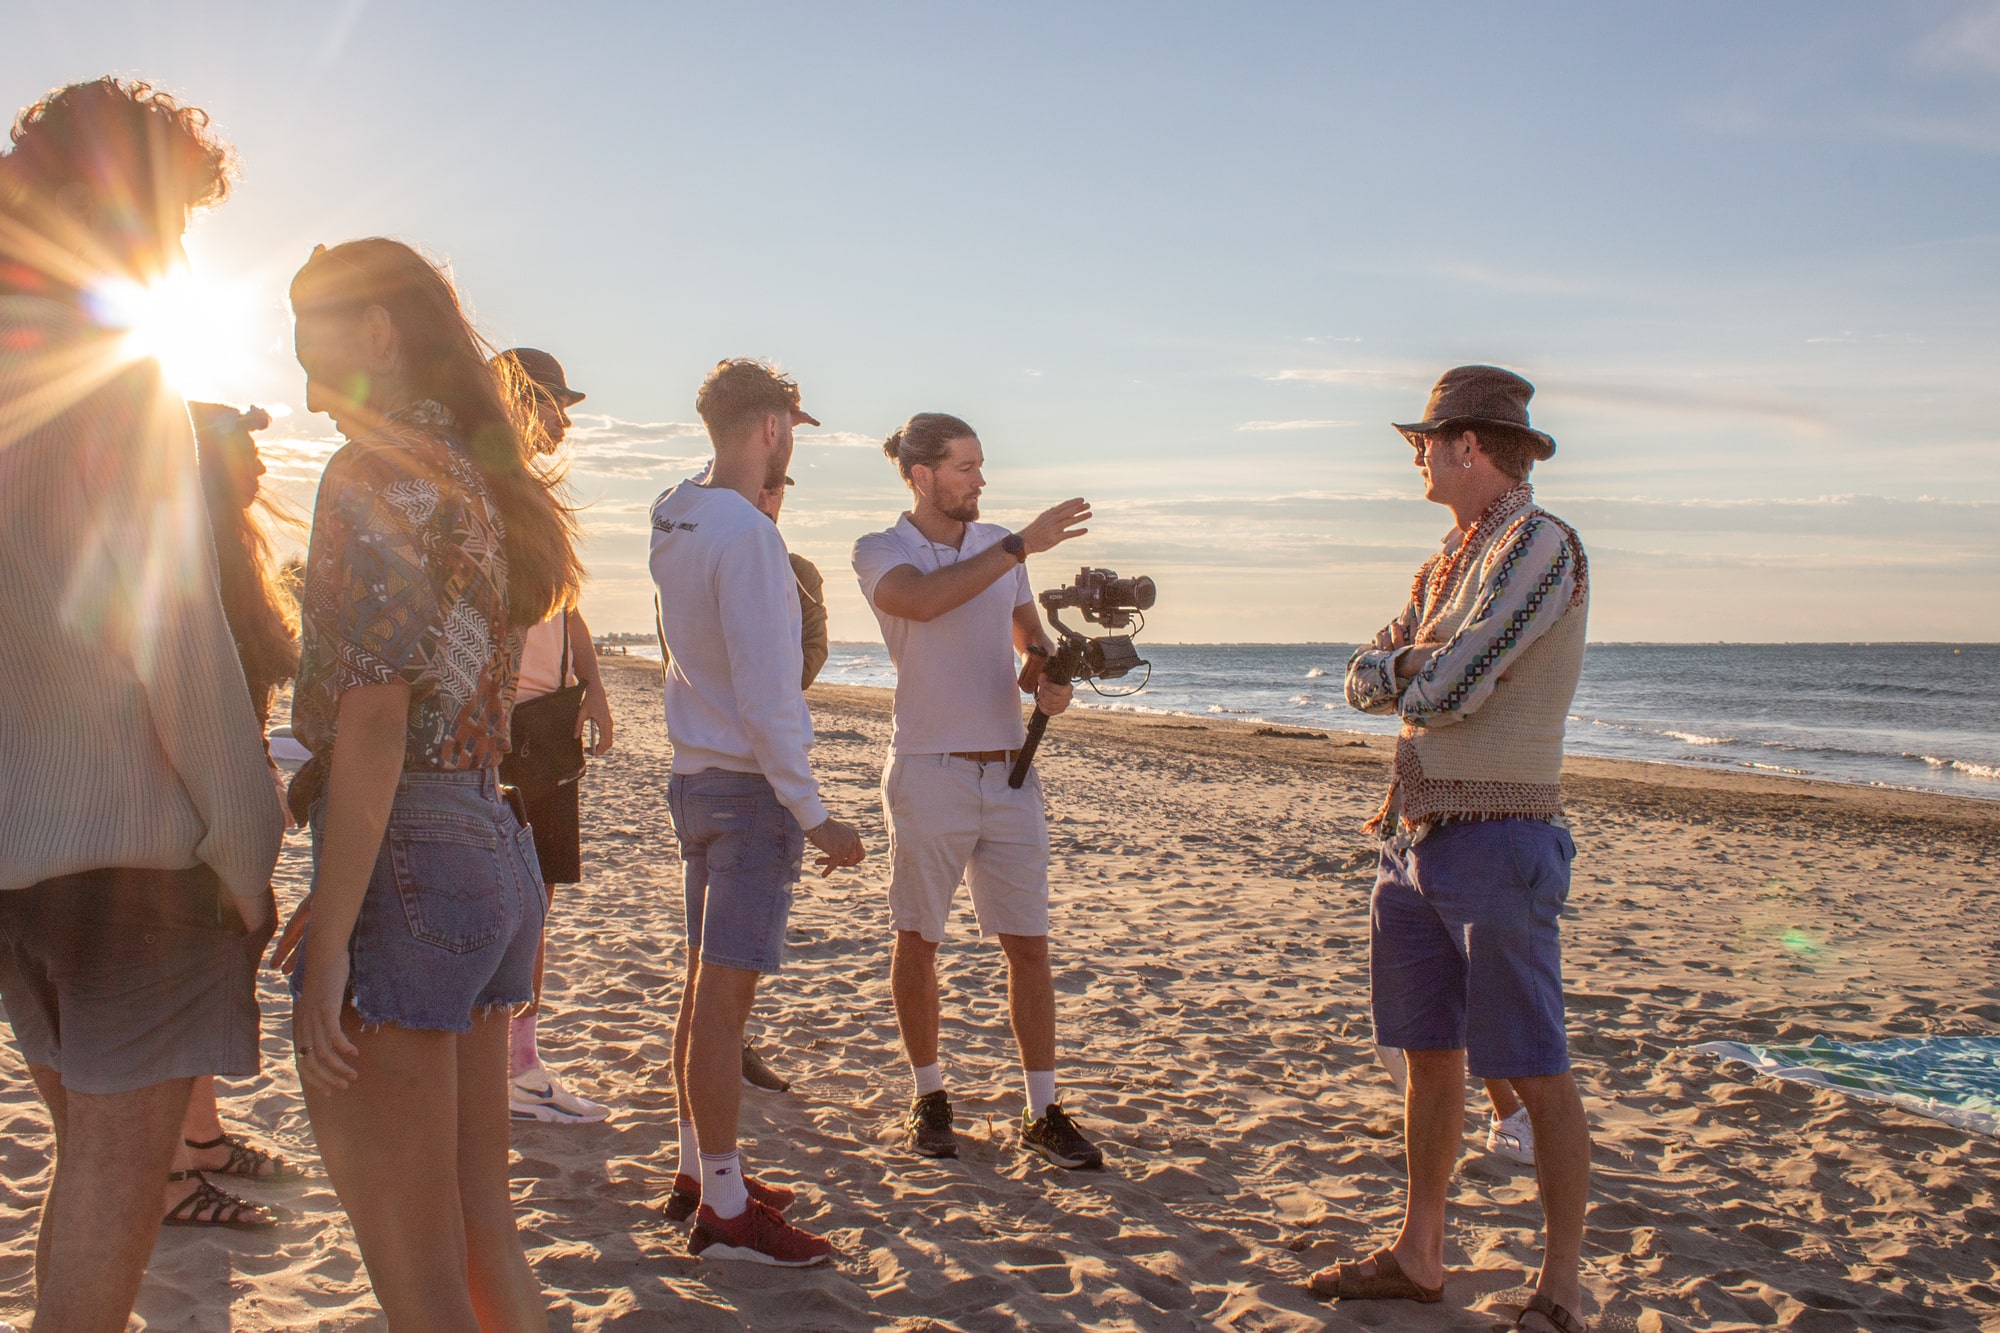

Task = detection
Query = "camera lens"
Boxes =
[1123,576,1157,611]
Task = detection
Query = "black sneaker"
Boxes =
[904,1089,959,1159]
[741,1041,791,1093]
[1021,1101,1103,1170]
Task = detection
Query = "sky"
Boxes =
[8,2,1999,643]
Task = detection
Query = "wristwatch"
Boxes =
[1000,532,1027,563]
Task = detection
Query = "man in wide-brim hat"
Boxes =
[1325,365,1593,1333]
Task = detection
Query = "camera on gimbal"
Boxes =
[1008,567,1157,787]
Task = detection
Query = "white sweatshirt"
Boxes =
[647,480,829,830]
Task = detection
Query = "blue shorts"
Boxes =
[296,770,544,1032]
[1370,818,1577,1080]
[668,769,804,974]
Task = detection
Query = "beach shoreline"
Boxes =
[0,653,1993,1330]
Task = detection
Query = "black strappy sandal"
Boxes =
[185,1132,303,1181]
[162,1171,278,1231]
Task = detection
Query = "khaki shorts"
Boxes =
[884,754,1050,944]
[0,866,273,1095]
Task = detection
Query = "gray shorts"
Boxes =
[0,866,273,1095]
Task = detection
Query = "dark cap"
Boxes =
[1394,365,1555,459]
[495,347,586,407]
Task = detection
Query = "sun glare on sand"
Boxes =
[92,259,257,400]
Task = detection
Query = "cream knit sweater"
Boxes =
[1345,483,1589,832]
[0,297,282,919]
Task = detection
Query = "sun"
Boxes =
[90,260,256,401]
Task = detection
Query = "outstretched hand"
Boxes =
[1020,498,1091,555]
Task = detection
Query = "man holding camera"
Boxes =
[1328,367,1590,1333]
[852,412,1102,1169]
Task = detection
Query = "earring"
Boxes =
[1461,457,1473,470]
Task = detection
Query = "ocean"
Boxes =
[610,641,2000,801]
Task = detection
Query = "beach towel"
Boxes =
[1696,1035,2000,1138]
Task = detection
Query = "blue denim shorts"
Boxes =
[1370,817,1577,1080]
[296,769,544,1032]
[668,769,804,974]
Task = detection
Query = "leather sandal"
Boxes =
[185,1132,302,1181]
[162,1171,278,1231]
[1513,1292,1588,1333]
[1305,1247,1444,1303]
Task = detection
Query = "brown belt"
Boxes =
[949,749,1021,764]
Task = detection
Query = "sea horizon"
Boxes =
[599,640,2000,802]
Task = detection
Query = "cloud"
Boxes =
[1266,366,1432,389]
[1235,419,1358,432]
[562,413,710,481]
[1913,1,2000,75]
[1545,380,1829,434]
[797,431,883,449]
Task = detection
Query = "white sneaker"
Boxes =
[509,1067,611,1124]
[1486,1105,1535,1165]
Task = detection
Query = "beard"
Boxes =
[938,492,980,523]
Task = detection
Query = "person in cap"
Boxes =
[739,471,827,1093]
[1326,366,1592,1333]
[489,347,618,1125]
[648,469,829,1096]
[649,358,865,1266]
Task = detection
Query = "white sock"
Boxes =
[677,1120,699,1179]
[1025,1069,1057,1118]
[912,1062,945,1098]
[701,1150,749,1219]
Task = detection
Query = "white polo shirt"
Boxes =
[852,515,1032,756]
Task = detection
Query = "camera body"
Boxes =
[1036,567,1155,687]
[1010,567,1157,788]
[1039,567,1157,632]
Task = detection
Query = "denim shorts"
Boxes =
[668,769,804,974]
[1370,817,1577,1080]
[295,769,543,1032]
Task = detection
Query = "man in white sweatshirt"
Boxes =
[648,358,865,1268]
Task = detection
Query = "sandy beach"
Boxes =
[3,654,1997,1331]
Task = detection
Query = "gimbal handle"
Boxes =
[1007,642,1077,789]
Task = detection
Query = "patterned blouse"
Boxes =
[288,400,522,817]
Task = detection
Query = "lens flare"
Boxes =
[87,262,253,399]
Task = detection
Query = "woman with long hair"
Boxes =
[143,402,311,1231]
[285,238,580,1329]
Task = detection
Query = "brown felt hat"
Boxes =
[1395,365,1555,458]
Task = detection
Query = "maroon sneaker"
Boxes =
[662,1171,796,1223]
[687,1199,832,1267]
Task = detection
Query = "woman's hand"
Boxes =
[577,683,615,756]
[293,943,360,1093]
[269,895,313,974]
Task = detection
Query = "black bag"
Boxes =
[501,610,587,796]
